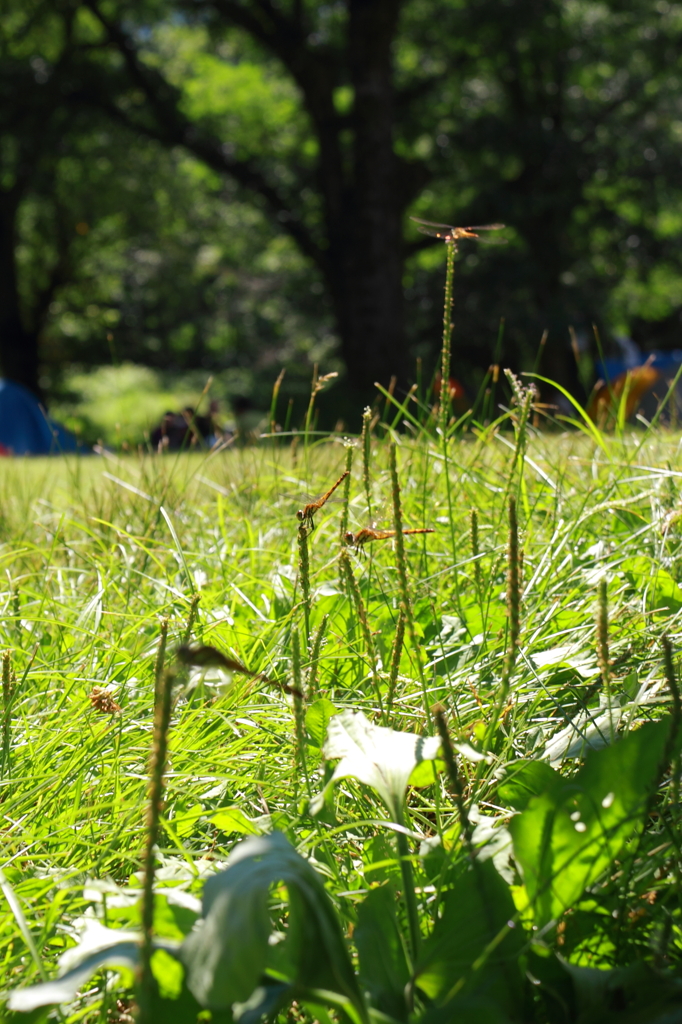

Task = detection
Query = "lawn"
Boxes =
[2,421,682,1022]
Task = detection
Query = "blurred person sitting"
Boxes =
[150,402,221,452]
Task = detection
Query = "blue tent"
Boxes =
[0,379,80,455]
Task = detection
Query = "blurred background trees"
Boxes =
[2,0,681,429]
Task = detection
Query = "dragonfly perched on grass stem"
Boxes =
[344,527,435,554]
[297,470,349,530]
[410,217,506,247]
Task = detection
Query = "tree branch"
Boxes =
[81,2,327,272]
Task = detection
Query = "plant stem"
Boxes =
[597,578,613,734]
[154,617,169,696]
[439,240,456,441]
[470,507,482,601]
[307,614,328,699]
[394,806,421,964]
[506,497,520,667]
[389,443,431,728]
[291,630,310,796]
[484,497,520,749]
[387,610,406,722]
[662,635,681,816]
[269,368,285,434]
[339,550,384,719]
[2,651,13,778]
[181,595,200,645]
[361,407,372,518]
[303,363,319,456]
[434,708,474,855]
[298,523,311,646]
[137,669,174,1022]
[339,443,354,542]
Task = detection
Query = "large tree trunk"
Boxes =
[327,204,407,403]
[0,191,41,398]
[322,0,408,401]
[87,0,413,403]
[343,0,405,396]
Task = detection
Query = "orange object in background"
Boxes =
[587,363,661,424]
[434,372,466,401]
[434,373,469,417]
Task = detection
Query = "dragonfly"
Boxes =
[344,527,435,554]
[297,469,349,530]
[410,216,506,246]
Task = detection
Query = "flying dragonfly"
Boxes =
[344,527,435,554]
[410,217,507,248]
[297,469,349,530]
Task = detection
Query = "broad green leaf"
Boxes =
[180,832,366,1020]
[6,921,180,1012]
[510,717,672,926]
[311,710,440,820]
[529,952,682,1024]
[497,760,561,810]
[151,948,184,999]
[306,698,339,748]
[415,859,524,1014]
[355,885,410,1020]
[408,758,442,786]
[212,806,262,835]
[7,939,141,1012]
[622,556,682,615]
[363,836,402,885]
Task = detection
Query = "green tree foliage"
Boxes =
[2,0,682,404]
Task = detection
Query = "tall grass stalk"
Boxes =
[434,708,474,855]
[662,636,681,818]
[339,550,384,719]
[389,443,431,727]
[339,443,354,543]
[297,524,311,645]
[597,579,613,732]
[506,497,521,666]
[154,618,169,698]
[433,245,463,607]
[361,407,372,517]
[470,507,482,601]
[503,370,535,502]
[1,651,12,777]
[439,240,456,440]
[484,497,520,749]
[182,594,200,644]
[137,668,174,1022]
[303,364,319,455]
[269,369,286,434]
[304,368,338,461]
[387,609,406,721]
[307,614,328,699]
[291,630,309,796]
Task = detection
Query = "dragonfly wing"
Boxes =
[414,225,450,238]
[410,216,456,229]
[463,223,505,231]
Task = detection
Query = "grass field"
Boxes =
[2,422,682,1022]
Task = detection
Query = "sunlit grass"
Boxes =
[2,425,682,1019]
